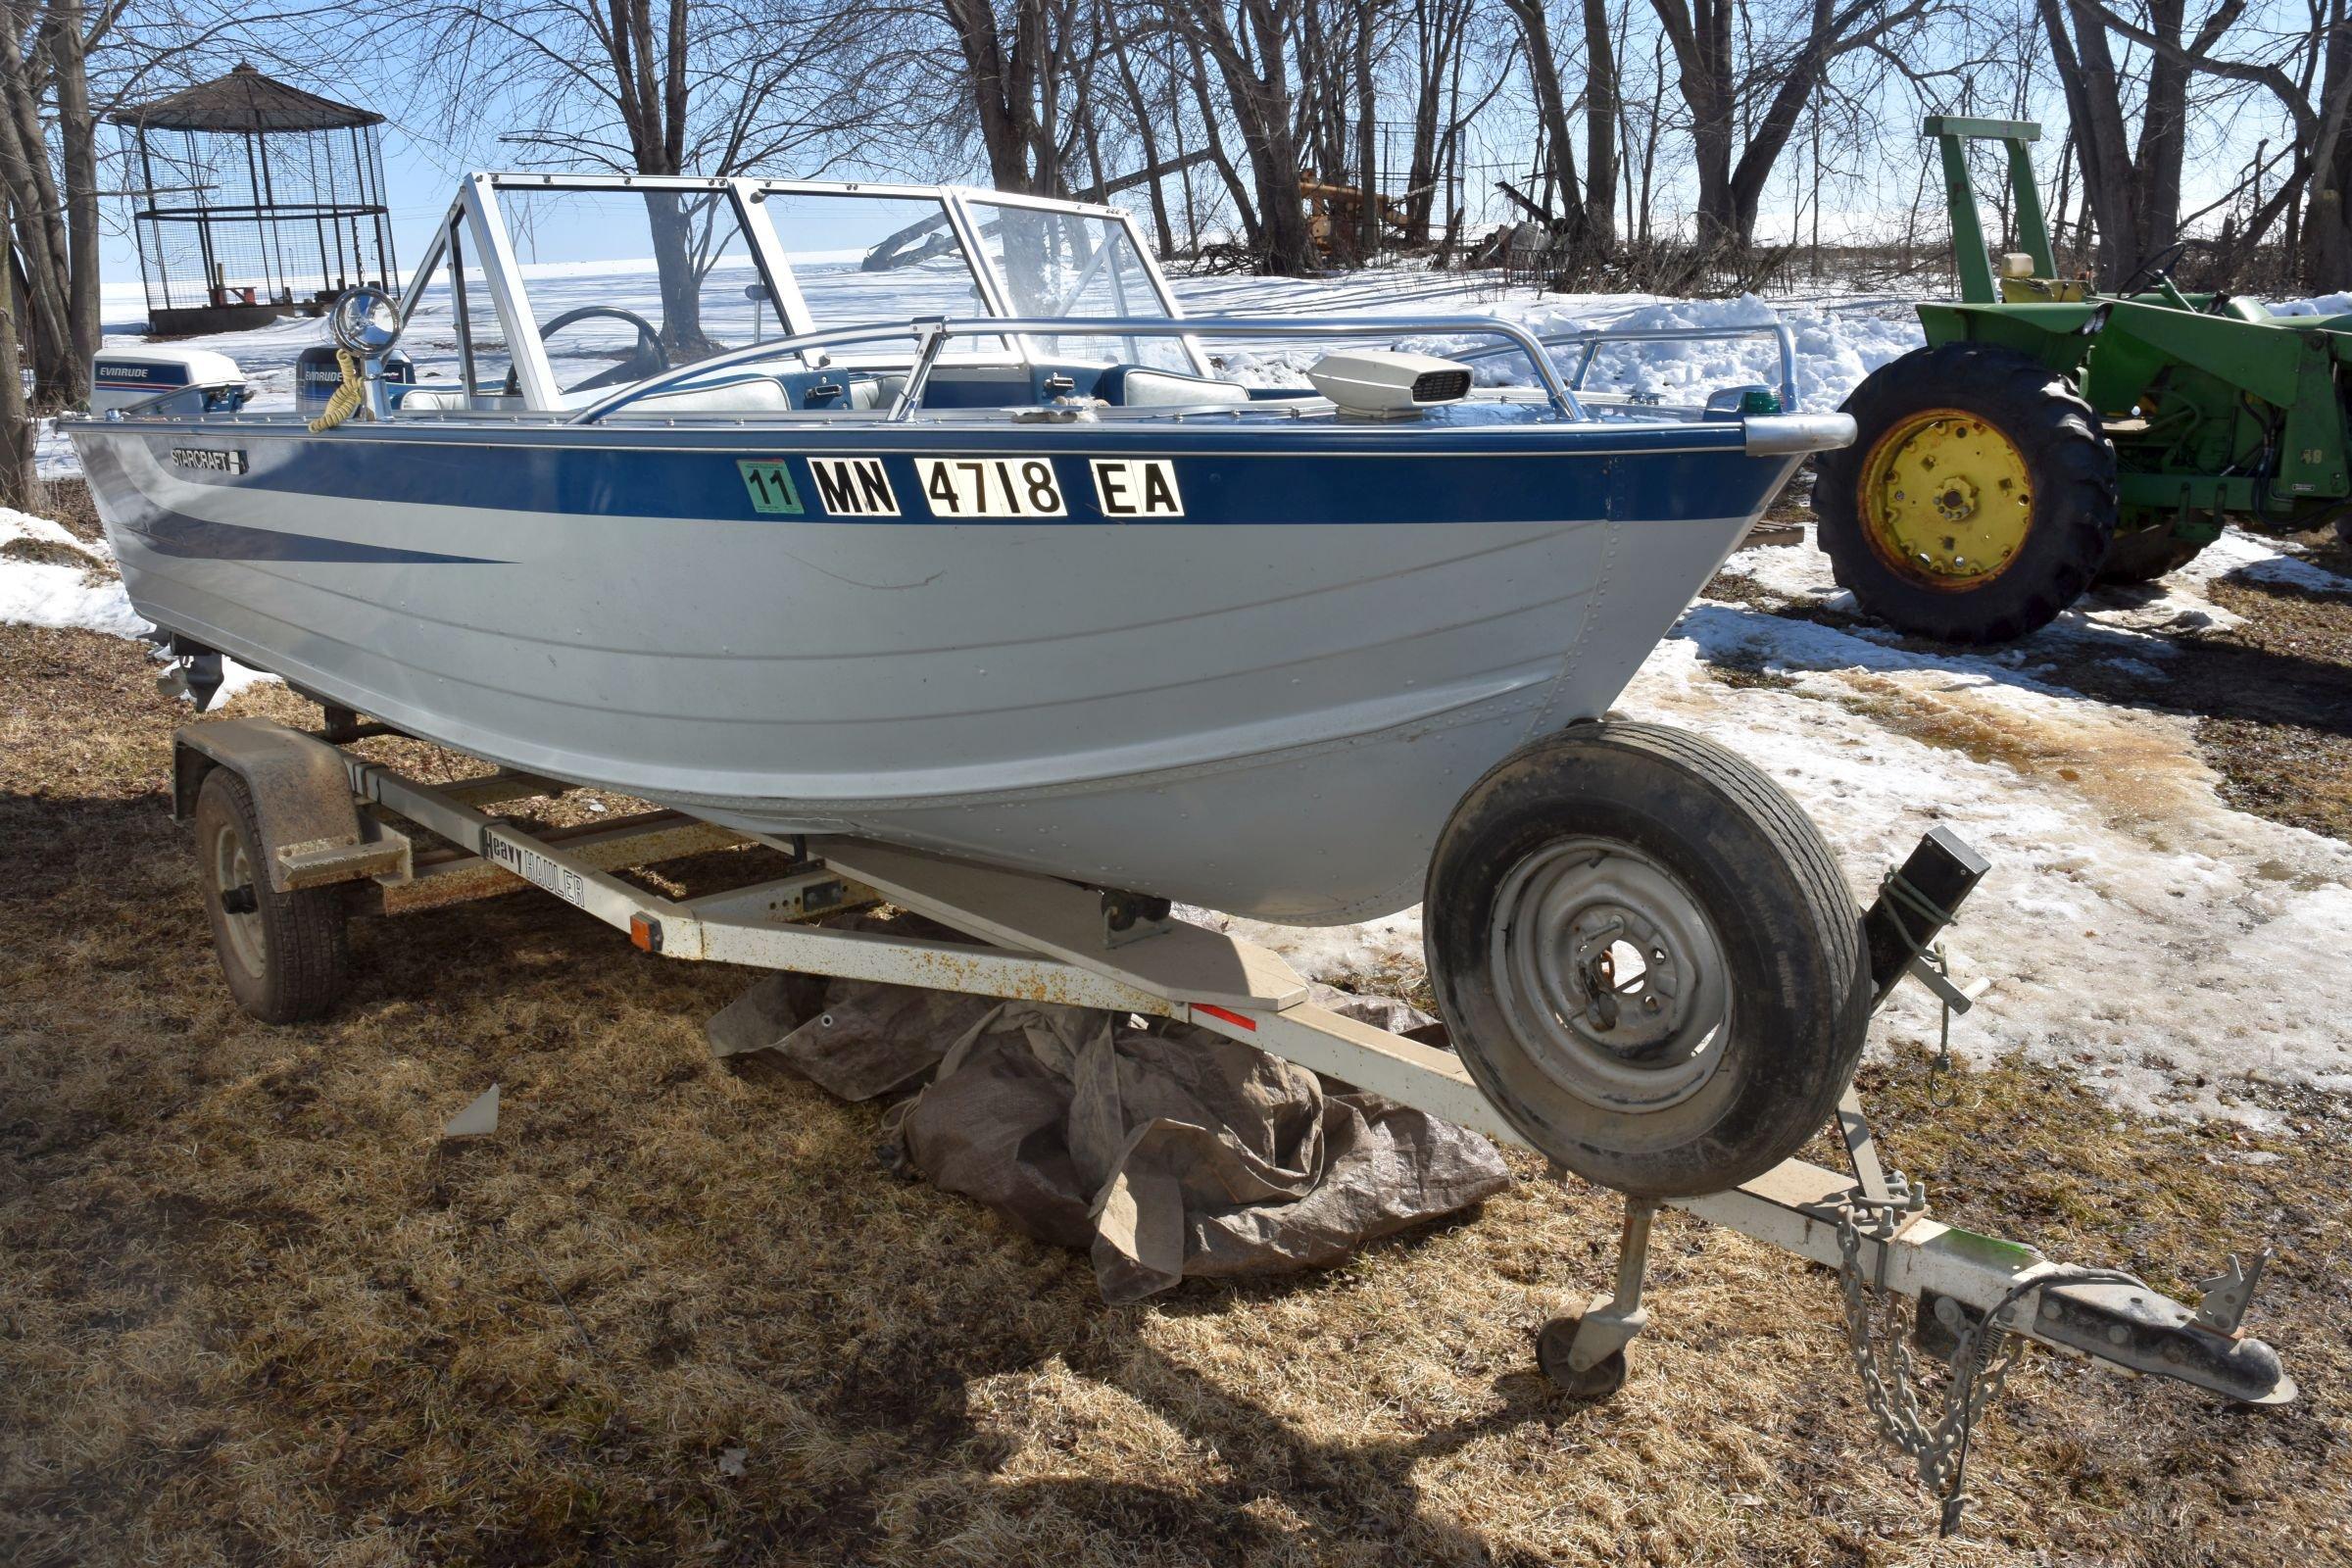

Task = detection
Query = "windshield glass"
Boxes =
[492,184,781,394]
[759,189,998,334]
[968,203,1188,369]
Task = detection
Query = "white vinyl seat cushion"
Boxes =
[396,386,471,413]
[1109,368,1250,408]
[624,377,793,415]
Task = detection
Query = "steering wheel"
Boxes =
[511,305,670,396]
[2117,240,2190,297]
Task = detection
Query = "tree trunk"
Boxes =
[2308,0,2352,287]
[1353,1,1378,260]
[1176,0,1317,273]
[1503,0,1587,238]
[48,2,98,384]
[1580,0,1619,250]
[0,257,33,511]
[2037,0,2142,285]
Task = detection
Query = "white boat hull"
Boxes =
[73,418,1789,921]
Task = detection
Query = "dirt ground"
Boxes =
[4,521,2350,1564]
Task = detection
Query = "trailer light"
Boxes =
[1194,1002,1256,1031]
[629,914,662,953]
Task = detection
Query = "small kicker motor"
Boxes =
[91,347,250,416]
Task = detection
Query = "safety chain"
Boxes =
[1877,867,1962,1107]
[1833,1203,2023,1536]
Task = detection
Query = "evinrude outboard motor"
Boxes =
[297,343,414,416]
[91,347,249,416]
[300,286,409,428]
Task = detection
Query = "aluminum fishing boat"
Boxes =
[66,173,1849,927]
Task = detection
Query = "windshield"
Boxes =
[758,189,997,330]
[493,184,782,394]
[967,203,1189,369]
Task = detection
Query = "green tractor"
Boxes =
[1815,117,2352,643]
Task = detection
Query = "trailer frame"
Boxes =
[170,712,2296,1517]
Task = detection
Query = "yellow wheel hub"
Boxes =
[1858,409,2034,587]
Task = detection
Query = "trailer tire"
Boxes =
[1425,721,1869,1198]
[2096,524,2210,585]
[1816,342,2116,643]
[193,767,351,1023]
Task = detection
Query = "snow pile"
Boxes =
[1673,533,2352,1121]
[2265,292,2352,318]
[0,508,146,637]
[0,507,276,701]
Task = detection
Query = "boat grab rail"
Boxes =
[570,313,1589,424]
[1451,319,1801,415]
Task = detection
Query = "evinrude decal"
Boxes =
[1089,459,1184,518]
[916,458,1067,518]
[809,458,899,516]
[172,447,249,475]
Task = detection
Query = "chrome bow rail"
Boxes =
[1453,318,1801,415]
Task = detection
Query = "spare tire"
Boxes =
[1424,721,1870,1198]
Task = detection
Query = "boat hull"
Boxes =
[70,417,1792,922]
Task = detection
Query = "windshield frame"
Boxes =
[402,172,1207,413]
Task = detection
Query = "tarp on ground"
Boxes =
[708,974,1513,1303]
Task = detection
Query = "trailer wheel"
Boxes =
[2096,523,2211,585]
[1535,1315,1629,1400]
[1425,721,1869,1198]
[1815,342,2116,643]
[193,767,350,1023]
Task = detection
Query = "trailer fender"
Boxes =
[172,717,407,892]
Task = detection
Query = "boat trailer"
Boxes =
[170,711,2297,1531]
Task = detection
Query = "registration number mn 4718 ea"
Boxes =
[773,456,1186,520]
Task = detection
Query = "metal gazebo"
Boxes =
[111,64,399,335]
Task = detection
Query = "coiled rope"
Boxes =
[306,349,366,433]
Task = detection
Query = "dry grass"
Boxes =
[3,616,2349,1566]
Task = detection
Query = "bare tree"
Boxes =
[1645,0,1934,252]
[2059,0,2352,287]
[1504,0,1618,251]
[392,0,873,346]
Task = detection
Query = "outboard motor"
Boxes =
[91,347,248,416]
[297,344,414,416]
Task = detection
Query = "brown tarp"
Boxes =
[709,975,1512,1303]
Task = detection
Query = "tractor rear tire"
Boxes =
[1816,342,2117,643]
[2096,524,2212,585]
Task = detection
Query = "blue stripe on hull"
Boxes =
[127,511,507,564]
[70,418,1781,535]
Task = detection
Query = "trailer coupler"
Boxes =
[1546,825,2295,1533]
[2023,1265,2293,1405]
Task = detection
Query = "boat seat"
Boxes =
[1096,365,1250,407]
[627,376,794,416]
[397,386,471,413]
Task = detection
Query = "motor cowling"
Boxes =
[296,345,415,416]
[91,347,248,416]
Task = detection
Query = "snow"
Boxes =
[1214,524,2352,1126]
[15,260,2352,1124]
[0,507,145,637]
